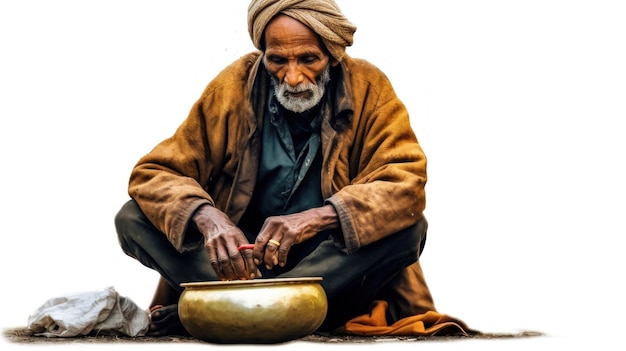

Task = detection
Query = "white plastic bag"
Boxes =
[27,286,149,337]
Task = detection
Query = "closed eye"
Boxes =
[267,55,287,65]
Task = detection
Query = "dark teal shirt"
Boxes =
[240,93,325,234]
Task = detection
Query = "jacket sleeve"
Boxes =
[128,97,217,252]
[326,59,427,254]
[127,54,259,252]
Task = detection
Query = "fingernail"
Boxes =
[254,259,260,265]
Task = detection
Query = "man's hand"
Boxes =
[192,205,260,281]
[253,205,338,270]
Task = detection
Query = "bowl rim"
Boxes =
[180,276,323,288]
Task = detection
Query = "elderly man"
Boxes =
[115,0,469,337]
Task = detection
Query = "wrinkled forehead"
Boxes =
[263,15,326,51]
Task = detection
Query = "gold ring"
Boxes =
[268,239,281,247]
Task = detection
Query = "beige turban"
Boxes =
[248,0,357,62]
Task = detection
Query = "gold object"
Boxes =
[268,239,281,247]
[178,277,327,344]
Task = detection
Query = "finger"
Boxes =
[229,252,249,281]
[267,237,289,268]
[207,246,226,281]
[253,236,269,266]
[238,244,257,279]
[255,218,279,265]
[277,242,290,268]
[217,246,236,280]
[236,247,256,279]
[252,246,263,267]
[263,240,280,270]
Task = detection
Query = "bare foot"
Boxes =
[148,304,188,336]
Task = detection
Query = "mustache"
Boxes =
[282,82,315,94]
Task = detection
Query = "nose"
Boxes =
[284,61,304,87]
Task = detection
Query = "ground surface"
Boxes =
[3,327,542,345]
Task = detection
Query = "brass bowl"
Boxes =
[178,277,327,344]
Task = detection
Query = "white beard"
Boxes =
[269,64,331,113]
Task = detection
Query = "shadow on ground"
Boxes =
[3,327,543,345]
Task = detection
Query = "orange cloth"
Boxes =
[337,300,478,336]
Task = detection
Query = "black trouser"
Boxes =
[115,199,427,331]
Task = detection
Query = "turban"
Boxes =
[248,0,357,62]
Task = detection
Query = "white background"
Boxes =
[1,1,625,350]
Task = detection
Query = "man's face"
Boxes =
[263,15,332,113]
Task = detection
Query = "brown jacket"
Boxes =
[128,51,436,318]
